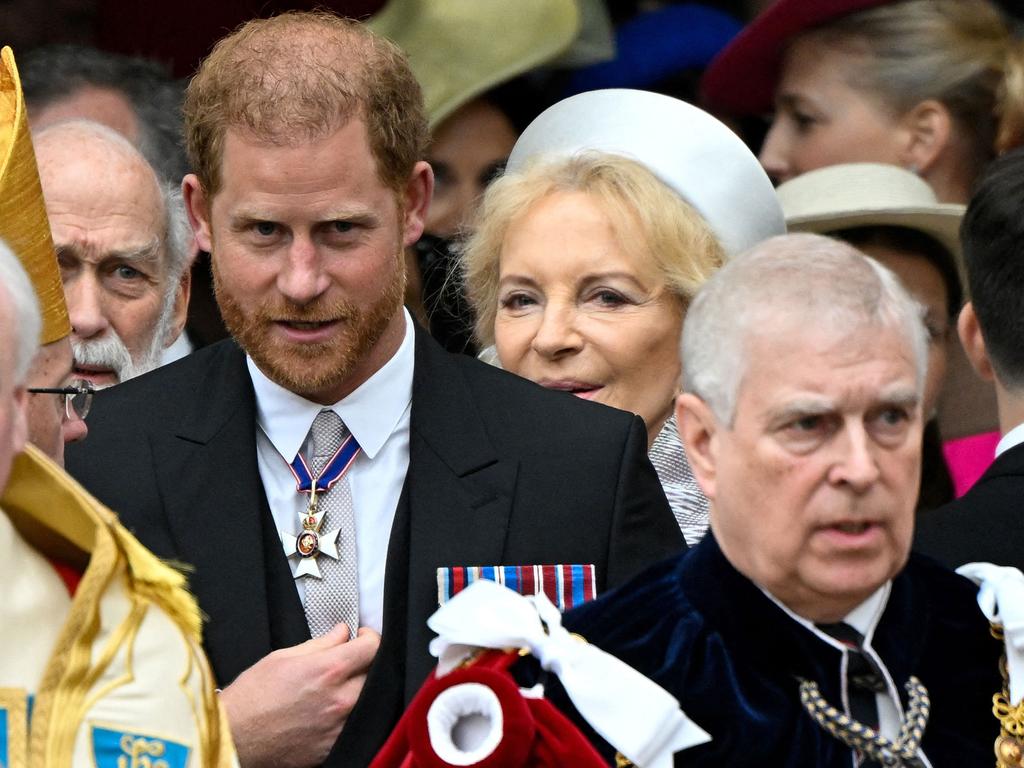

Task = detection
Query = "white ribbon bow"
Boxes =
[427,579,711,768]
[956,561,1024,705]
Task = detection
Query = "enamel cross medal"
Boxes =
[282,480,341,578]
[281,432,361,579]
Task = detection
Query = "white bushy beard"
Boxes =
[71,285,177,388]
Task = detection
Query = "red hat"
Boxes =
[700,0,896,116]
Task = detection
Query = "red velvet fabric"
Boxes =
[48,557,82,596]
[371,650,607,768]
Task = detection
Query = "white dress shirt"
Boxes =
[996,421,1024,457]
[249,309,415,634]
[160,331,194,367]
[762,582,933,767]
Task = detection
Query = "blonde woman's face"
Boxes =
[759,36,908,183]
[494,191,684,446]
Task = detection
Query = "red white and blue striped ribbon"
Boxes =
[436,564,597,612]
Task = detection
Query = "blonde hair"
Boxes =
[461,152,725,346]
[806,0,1024,169]
[184,10,428,198]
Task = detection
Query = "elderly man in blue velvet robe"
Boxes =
[563,234,1001,767]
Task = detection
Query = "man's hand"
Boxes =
[220,624,381,768]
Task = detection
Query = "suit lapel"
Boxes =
[335,329,519,766]
[329,480,413,767]
[150,343,306,684]
[402,328,518,691]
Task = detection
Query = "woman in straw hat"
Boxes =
[460,89,785,546]
[368,0,577,353]
[777,162,966,510]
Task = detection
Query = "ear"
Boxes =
[11,385,28,456]
[183,174,213,253]
[899,99,953,175]
[165,266,193,348]
[676,392,721,501]
[401,160,434,248]
[958,301,996,382]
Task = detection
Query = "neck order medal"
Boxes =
[281,432,360,579]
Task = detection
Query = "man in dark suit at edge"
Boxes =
[64,11,683,768]
[916,148,1024,571]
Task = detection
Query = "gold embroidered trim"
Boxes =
[0,688,28,768]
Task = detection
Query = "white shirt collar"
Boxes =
[248,308,415,463]
[760,581,891,651]
[996,421,1024,457]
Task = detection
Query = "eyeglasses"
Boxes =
[27,381,95,421]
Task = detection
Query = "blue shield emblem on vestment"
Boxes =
[91,724,190,768]
[0,691,30,768]
[1,707,9,768]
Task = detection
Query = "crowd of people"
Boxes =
[3,1,1024,766]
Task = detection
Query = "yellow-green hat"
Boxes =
[368,0,580,129]
[0,46,69,345]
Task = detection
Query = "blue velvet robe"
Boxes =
[561,536,1001,766]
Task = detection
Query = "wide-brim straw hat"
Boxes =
[505,88,786,258]
[368,0,580,129]
[776,162,964,261]
[700,0,894,116]
[0,45,68,344]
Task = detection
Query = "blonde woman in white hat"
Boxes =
[461,89,786,546]
[777,162,967,510]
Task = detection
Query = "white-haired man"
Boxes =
[563,234,1002,766]
[0,246,37,492]
[0,240,237,766]
[34,119,192,388]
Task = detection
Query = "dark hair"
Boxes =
[831,225,963,320]
[20,44,187,184]
[960,147,1024,388]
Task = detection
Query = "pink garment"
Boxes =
[942,431,1000,497]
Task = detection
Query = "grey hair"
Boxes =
[0,240,43,385]
[36,120,193,288]
[20,44,188,184]
[683,233,929,424]
[150,181,192,350]
[161,181,192,285]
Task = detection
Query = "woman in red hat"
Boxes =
[703,0,1024,499]
[703,0,1024,203]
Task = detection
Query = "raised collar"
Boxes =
[683,536,885,675]
[760,582,891,653]
[681,535,930,686]
[249,308,415,463]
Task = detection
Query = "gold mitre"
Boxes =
[0,45,69,344]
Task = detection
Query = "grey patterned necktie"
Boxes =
[303,409,360,639]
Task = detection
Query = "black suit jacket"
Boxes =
[915,440,1024,570]
[65,328,683,766]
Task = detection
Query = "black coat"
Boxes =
[562,536,1001,766]
[65,327,683,766]
[915,440,1024,571]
